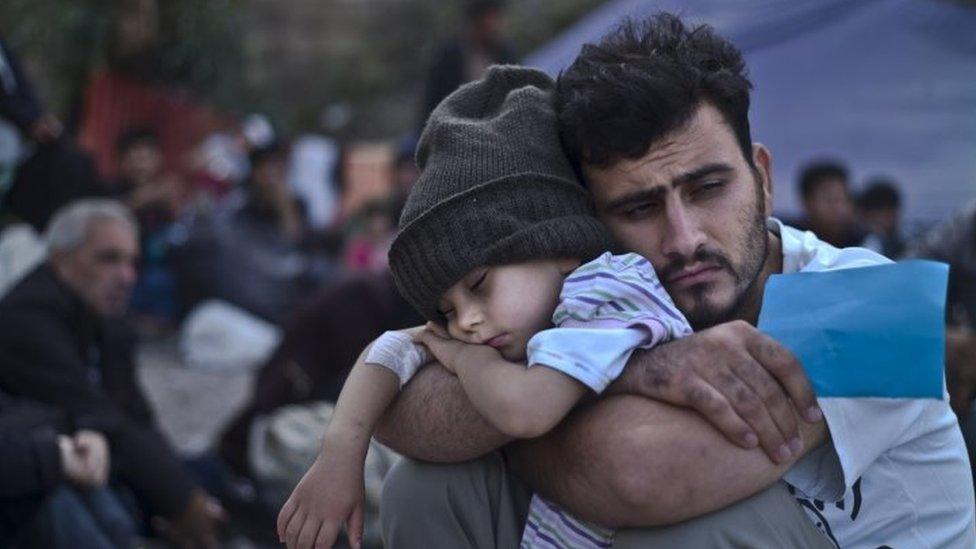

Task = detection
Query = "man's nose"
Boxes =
[660,203,706,260]
[119,263,138,287]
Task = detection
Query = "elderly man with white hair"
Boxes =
[0,199,225,547]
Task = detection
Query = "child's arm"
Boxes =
[278,330,427,549]
[416,329,587,439]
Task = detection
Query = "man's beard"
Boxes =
[660,181,769,330]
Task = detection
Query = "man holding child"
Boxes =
[373,13,974,549]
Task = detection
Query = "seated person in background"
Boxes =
[0,34,62,145]
[100,127,182,327]
[172,141,340,325]
[907,201,976,423]
[101,127,180,232]
[0,199,224,547]
[341,198,400,275]
[794,160,867,248]
[218,270,421,479]
[857,178,906,259]
[0,388,135,549]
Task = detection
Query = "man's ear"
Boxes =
[752,143,774,214]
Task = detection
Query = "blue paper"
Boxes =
[757,260,947,398]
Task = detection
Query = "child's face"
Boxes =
[437,258,579,361]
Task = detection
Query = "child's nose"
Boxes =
[458,307,484,333]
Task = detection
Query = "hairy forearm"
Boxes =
[605,340,682,398]
[373,364,512,462]
[507,395,826,527]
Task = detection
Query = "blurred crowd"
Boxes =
[0,1,512,547]
[1,0,975,548]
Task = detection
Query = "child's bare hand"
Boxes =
[423,321,450,339]
[415,325,501,374]
[277,447,366,549]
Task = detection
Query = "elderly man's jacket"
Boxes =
[0,264,195,519]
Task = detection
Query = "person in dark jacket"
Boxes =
[0,35,62,143]
[0,389,136,548]
[0,199,224,547]
[419,0,515,127]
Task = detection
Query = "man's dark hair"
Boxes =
[798,160,849,202]
[116,126,159,155]
[555,13,754,174]
[857,178,901,211]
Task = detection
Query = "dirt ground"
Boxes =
[135,335,256,455]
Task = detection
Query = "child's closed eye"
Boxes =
[469,268,489,291]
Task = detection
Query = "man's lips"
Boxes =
[483,334,509,348]
[667,265,723,290]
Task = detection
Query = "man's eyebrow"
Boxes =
[602,162,736,212]
[603,187,666,212]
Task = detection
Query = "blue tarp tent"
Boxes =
[524,0,976,223]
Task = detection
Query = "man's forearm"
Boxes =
[506,394,826,528]
[373,364,512,462]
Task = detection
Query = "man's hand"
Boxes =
[59,430,110,487]
[610,320,821,463]
[153,490,226,549]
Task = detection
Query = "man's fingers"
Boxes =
[698,369,791,462]
[746,331,822,422]
[681,378,758,449]
[728,356,800,454]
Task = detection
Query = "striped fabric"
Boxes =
[553,252,688,331]
[526,252,692,392]
[521,495,615,548]
[521,252,693,548]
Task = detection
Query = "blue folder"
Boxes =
[757,260,947,398]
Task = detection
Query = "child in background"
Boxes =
[277,66,692,549]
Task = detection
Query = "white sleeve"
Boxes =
[783,396,930,501]
[363,331,430,388]
[526,327,649,393]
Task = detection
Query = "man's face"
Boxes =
[53,219,139,317]
[251,156,288,205]
[804,178,853,232]
[862,207,899,235]
[119,142,162,186]
[585,103,773,329]
[472,9,504,48]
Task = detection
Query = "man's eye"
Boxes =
[623,202,657,220]
[438,308,456,318]
[692,180,725,198]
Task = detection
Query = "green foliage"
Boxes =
[0,0,246,118]
[0,0,605,137]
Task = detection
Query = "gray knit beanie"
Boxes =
[389,65,611,322]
